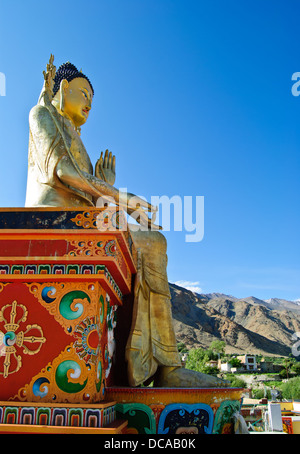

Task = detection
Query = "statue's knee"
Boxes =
[129,228,167,254]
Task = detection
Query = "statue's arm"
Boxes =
[30,104,157,224]
[29,104,120,202]
[56,157,121,202]
[57,159,155,219]
[29,104,59,157]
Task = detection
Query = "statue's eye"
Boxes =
[81,90,88,99]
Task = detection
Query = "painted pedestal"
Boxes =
[106,387,244,434]
[0,207,245,435]
[0,207,135,433]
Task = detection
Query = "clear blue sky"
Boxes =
[0,0,299,301]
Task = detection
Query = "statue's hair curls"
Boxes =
[53,62,94,97]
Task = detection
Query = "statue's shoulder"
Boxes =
[29,103,52,122]
[29,104,57,136]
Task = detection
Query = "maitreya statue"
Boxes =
[25,55,228,388]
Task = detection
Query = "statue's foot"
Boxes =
[155,366,230,388]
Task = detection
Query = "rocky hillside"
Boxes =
[169,283,300,357]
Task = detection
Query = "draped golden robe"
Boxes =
[126,230,181,386]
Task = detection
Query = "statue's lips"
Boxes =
[82,108,89,116]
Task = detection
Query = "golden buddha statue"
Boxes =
[25,55,228,388]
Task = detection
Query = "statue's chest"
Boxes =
[64,125,93,174]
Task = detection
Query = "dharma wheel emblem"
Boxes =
[0,300,46,378]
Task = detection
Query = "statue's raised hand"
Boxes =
[95,150,116,186]
[43,54,56,95]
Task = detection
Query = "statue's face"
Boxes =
[61,77,93,127]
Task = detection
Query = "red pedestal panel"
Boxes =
[0,208,136,404]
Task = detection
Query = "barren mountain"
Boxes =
[169,283,300,357]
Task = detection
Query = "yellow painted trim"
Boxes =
[0,420,127,434]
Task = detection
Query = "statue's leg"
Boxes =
[127,227,229,388]
[125,228,181,386]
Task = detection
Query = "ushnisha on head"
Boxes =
[51,62,94,128]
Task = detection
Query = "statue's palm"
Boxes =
[95,149,116,186]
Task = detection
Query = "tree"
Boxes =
[185,348,217,375]
[210,340,225,357]
[291,362,300,376]
[229,357,242,368]
[279,359,294,379]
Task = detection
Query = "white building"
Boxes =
[236,354,257,371]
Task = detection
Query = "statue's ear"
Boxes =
[60,79,69,92]
[59,79,69,112]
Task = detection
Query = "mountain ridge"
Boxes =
[169,283,300,357]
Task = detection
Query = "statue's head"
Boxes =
[52,62,94,128]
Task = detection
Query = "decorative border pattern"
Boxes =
[106,388,244,434]
[70,209,127,232]
[0,402,115,428]
[0,264,122,299]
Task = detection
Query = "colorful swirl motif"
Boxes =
[41,286,56,303]
[14,286,110,403]
[3,331,16,347]
[32,377,50,397]
[55,360,88,394]
[27,282,100,334]
[12,283,110,403]
[59,291,90,320]
[13,345,94,403]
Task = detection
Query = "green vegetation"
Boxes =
[185,347,218,375]
[180,342,300,396]
[280,377,300,399]
[225,374,247,388]
[252,388,271,400]
[177,342,189,353]
[184,341,227,376]
[229,357,242,368]
[210,340,226,356]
